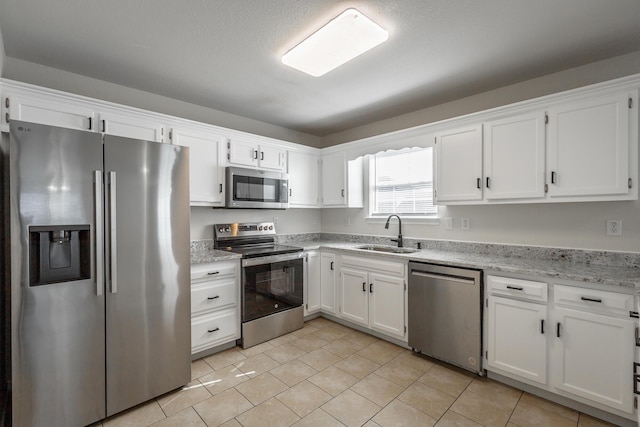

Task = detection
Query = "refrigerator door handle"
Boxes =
[109,171,118,294]
[95,170,104,296]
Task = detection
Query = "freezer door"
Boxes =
[103,135,190,416]
[7,121,106,427]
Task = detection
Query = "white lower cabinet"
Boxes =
[339,255,406,341]
[551,286,635,414]
[320,252,337,314]
[304,251,321,315]
[190,260,240,356]
[486,275,636,419]
[487,296,548,385]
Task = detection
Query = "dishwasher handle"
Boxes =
[410,270,476,285]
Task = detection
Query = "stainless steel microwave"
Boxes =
[225,166,289,209]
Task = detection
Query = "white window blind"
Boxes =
[371,148,436,216]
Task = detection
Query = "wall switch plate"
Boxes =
[606,219,622,236]
[444,217,453,230]
[461,218,470,230]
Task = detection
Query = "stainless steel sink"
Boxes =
[355,244,419,254]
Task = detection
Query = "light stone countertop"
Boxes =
[290,240,640,290]
[190,238,639,289]
[190,248,242,264]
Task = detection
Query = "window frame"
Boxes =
[366,147,439,222]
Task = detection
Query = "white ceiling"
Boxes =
[0,0,639,137]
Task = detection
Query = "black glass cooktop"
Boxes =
[219,244,303,259]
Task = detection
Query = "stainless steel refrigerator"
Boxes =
[0,120,191,427]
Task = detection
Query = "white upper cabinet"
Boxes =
[435,124,483,202]
[483,112,546,200]
[321,152,363,208]
[288,150,320,207]
[98,111,165,142]
[171,127,226,206]
[5,93,95,131]
[227,137,287,171]
[547,92,632,198]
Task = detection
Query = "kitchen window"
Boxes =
[369,147,437,218]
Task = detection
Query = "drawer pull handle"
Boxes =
[580,296,602,303]
[540,319,545,334]
[207,327,220,333]
[207,295,220,300]
[362,282,366,292]
[207,271,220,275]
[556,322,561,338]
[506,285,523,291]
[369,283,373,293]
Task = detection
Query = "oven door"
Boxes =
[242,252,304,322]
[226,166,288,209]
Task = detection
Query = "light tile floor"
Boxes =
[98,318,620,427]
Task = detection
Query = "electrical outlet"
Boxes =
[461,218,470,230]
[444,217,453,230]
[273,216,278,224]
[606,219,622,236]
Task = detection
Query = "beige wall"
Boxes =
[190,207,321,241]
[4,52,640,252]
[320,52,640,253]
[3,58,322,148]
[322,51,640,147]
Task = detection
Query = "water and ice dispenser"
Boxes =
[29,225,91,286]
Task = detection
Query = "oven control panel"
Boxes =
[214,222,276,238]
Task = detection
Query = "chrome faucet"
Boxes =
[385,214,403,247]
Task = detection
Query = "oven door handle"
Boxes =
[241,252,306,267]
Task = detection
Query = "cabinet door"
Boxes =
[7,94,95,131]
[487,296,547,384]
[547,92,630,197]
[172,128,226,206]
[552,307,634,413]
[99,111,165,142]
[288,151,319,207]
[340,267,368,327]
[369,273,405,340]
[435,124,483,202]
[484,112,545,200]
[322,152,347,206]
[258,145,287,171]
[320,252,336,314]
[305,251,321,315]
[228,138,258,167]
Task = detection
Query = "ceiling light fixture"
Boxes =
[282,8,389,77]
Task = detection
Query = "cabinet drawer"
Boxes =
[341,255,406,277]
[553,285,634,316]
[191,260,238,282]
[487,276,548,302]
[192,309,238,353]
[191,278,237,315]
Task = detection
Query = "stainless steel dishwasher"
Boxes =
[408,262,483,373]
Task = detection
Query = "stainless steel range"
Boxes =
[214,222,305,348]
